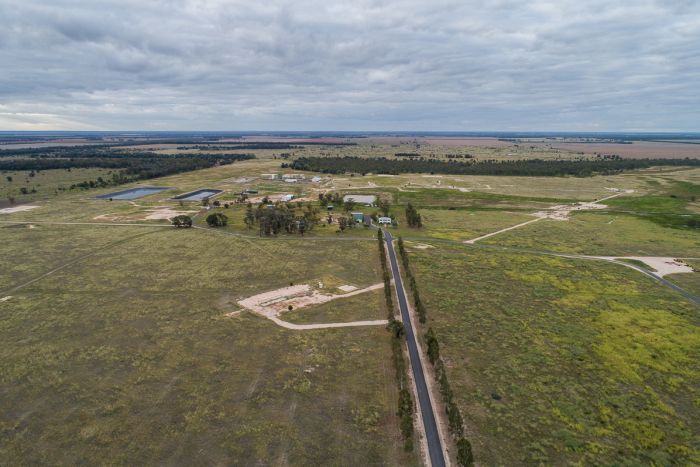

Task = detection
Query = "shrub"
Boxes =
[456,438,474,466]
[171,215,192,228]
[205,212,228,227]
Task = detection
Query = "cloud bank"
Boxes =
[0,0,698,131]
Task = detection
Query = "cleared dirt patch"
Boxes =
[238,283,387,329]
[0,205,39,214]
[598,257,695,277]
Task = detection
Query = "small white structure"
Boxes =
[282,174,305,180]
[378,217,392,224]
[311,176,322,183]
[343,194,376,206]
[280,194,294,202]
[284,178,298,183]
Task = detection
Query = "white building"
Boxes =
[378,217,392,224]
[280,194,294,202]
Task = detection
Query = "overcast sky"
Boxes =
[0,0,698,131]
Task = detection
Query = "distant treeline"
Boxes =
[0,146,255,182]
[177,142,357,150]
[287,156,700,177]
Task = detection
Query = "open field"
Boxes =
[479,212,700,256]
[281,288,387,324]
[0,226,418,465]
[1,136,699,465]
[407,242,700,465]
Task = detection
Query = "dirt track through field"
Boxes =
[464,190,630,244]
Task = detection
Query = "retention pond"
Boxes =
[172,189,222,201]
[96,187,170,200]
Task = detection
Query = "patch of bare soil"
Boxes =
[143,207,198,220]
[237,282,387,330]
[0,205,40,214]
[599,257,695,277]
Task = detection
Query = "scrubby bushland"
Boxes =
[288,156,700,177]
[0,146,255,186]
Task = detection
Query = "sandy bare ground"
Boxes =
[591,257,695,277]
[409,243,435,250]
[237,283,388,330]
[0,296,12,302]
[143,207,198,220]
[532,190,632,221]
[93,206,198,222]
[465,191,631,243]
[0,205,40,214]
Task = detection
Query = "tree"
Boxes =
[338,217,348,232]
[377,198,391,216]
[405,203,422,227]
[244,203,255,229]
[456,438,474,467]
[344,199,356,212]
[206,212,228,227]
[172,215,193,228]
[6,176,12,182]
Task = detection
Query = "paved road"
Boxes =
[384,230,446,467]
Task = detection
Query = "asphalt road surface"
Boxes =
[384,230,446,467]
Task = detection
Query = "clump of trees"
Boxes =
[0,146,255,188]
[171,215,193,228]
[405,203,422,227]
[205,212,228,227]
[318,192,344,208]
[289,156,700,177]
[245,202,320,236]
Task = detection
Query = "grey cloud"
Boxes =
[0,0,698,130]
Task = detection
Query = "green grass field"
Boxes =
[282,289,386,324]
[0,225,417,465]
[407,242,700,465]
[480,212,700,257]
[2,151,699,465]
